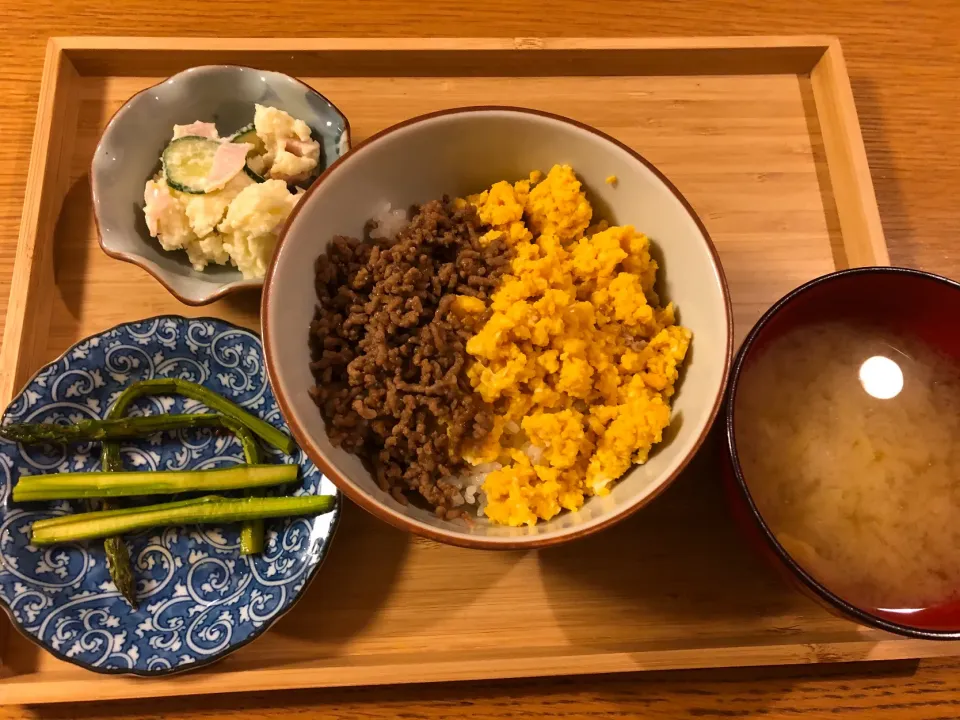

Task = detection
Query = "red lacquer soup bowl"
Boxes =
[724,266,960,639]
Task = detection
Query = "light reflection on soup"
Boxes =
[734,321,960,611]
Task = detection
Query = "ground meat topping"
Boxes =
[308,199,511,513]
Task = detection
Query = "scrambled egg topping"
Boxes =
[459,164,691,527]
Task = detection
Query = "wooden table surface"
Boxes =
[1,1,958,717]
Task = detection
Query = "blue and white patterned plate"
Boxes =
[0,316,340,676]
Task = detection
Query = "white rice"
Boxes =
[522,442,544,465]
[450,462,502,517]
[454,427,549,519]
[369,202,409,241]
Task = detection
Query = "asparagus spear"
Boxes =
[97,416,261,481]
[1,413,249,444]
[99,406,217,607]
[233,424,264,556]
[13,464,298,502]
[101,413,265,555]
[240,512,265,555]
[30,495,336,546]
[100,404,136,606]
[4,378,294,598]
[102,510,136,606]
[106,379,294,454]
[99,448,136,606]
[38,496,219,527]
[93,413,267,598]
[100,394,138,606]
[100,380,283,555]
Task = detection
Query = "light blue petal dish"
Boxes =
[0,316,340,676]
[92,66,350,305]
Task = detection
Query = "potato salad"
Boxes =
[143,105,321,279]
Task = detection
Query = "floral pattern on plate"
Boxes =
[0,316,340,676]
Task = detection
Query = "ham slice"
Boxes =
[143,180,175,236]
[204,142,252,192]
[281,138,320,160]
[173,121,219,139]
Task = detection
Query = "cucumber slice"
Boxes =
[231,125,267,183]
[162,136,221,194]
[231,124,266,156]
[243,163,266,183]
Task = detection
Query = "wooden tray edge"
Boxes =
[54,34,837,79]
[810,39,889,267]
[53,34,838,52]
[0,39,79,409]
[2,637,956,706]
[0,38,72,682]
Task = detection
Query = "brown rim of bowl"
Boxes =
[90,65,352,307]
[725,265,960,640]
[263,105,734,549]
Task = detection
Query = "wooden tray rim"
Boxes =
[0,35,908,705]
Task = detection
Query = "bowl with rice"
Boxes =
[726,267,960,638]
[263,106,732,548]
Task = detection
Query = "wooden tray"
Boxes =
[0,36,948,706]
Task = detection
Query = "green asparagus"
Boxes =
[99,464,135,607]
[234,424,264,556]
[108,381,284,557]
[101,393,139,608]
[100,411,265,555]
[1,413,249,444]
[102,511,136,607]
[13,464,298,502]
[37,496,220,528]
[106,379,294,454]
[6,378,298,586]
[240,514,265,555]
[30,495,336,545]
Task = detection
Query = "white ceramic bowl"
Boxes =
[263,107,733,548]
[91,65,350,305]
